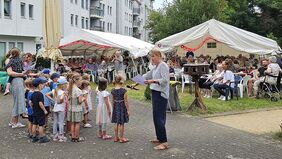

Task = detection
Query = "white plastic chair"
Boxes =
[238,75,251,98]
[181,74,194,93]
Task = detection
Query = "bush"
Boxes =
[144,85,151,100]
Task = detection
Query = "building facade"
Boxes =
[0,0,42,64]
[90,0,153,42]
[0,0,153,66]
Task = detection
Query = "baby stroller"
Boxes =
[257,74,281,102]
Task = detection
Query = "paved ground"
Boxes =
[1,94,282,159]
[206,109,282,134]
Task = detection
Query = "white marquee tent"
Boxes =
[59,29,154,58]
[155,19,281,56]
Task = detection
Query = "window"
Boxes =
[29,5,33,19]
[9,42,15,49]
[75,0,77,4]
[4,0,12,18]
[17,42,23,52]
[20,3,25,18]
[207,42,217,48]
[110,23,112,32]
[107,22,109,31]
[86,0,88,10]
[81,0,84,8]
[75,15,78,26]
[85,18,88,29]
[81,17,84,29]
[107,6,109,15]
[71,14,74,26]
[110,7,112,15]
[70,0,73,3]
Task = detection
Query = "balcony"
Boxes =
[90,7,104,18]
[90,25,104,32]
[133,8,140,15]
[133,20,141,28]
[133,29,141,38]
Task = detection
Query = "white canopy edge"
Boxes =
[156,19,281,55]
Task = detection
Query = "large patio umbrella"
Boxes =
[39,0,63,62]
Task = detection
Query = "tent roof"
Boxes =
[59,29,154,57]
[155,19,281,55]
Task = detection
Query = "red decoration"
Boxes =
[180,36,218,52]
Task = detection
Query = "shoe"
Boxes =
[203,94,207,98]
[53,134,58,141]
[12,122,26,128]
[3,90,10,96]
[32,136,39,143]
[83,123,92,128]
[58,136,67,142]
[218,95,224,100]
[39,136,50,143]
[27,134,33,139]
[221,96,230,101]
[8,122,13,127]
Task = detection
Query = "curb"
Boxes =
[202,106,282,118]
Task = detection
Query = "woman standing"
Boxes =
[143,49,170,150]
[5,48,28,128]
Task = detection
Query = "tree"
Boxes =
[145,0,229,43]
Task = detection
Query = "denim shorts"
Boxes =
[32,116,45,126]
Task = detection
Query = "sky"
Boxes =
[153,0,173,9]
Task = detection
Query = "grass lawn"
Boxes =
[92,81,282,116]
[273,132,282,141]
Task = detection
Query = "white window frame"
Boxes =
[81,17,84,29]
[207,42,217,48]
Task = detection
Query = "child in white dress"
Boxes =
[96,77,112,140]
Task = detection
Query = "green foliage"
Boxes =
[146,0,282,46]
[144,85,151,100]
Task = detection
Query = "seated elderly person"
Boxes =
[200,64,224,98]
[213,59,235,101]
[254,56,281,97]
[248,59,268,97]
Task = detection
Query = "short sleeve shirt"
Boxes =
[69,85,83,112]
[5,57,23,73]
[41,86,51,107]
[31,91,45,117]
[223,70,235,87]
[53,90,65,112]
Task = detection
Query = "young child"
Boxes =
[96,77,112,140]
[111,75,129,143]
[67,74,85,142]
[46,77,68,142]
[4,52,12,96]
[30,77,50,143]
[80,80,92,128]
[82,74,93,112]
[50,73,60,91]
[40,77,51,128]
[25,78,34,138]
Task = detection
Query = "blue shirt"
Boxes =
[27,91,33,115]
[50,82,57,91]
[41,86,51,107]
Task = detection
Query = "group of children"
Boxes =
[21,70,130,144]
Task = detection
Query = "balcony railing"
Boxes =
[90,7,104,18]
[133,8,140,15]
[90,26,104,32]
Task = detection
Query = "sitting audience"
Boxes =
[213,59,235,101]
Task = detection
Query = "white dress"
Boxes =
[96,90,111,125]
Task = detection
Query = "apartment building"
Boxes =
[61,0,90,37]
[90,0,153,42]
[0,0,42,64]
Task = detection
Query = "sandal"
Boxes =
[114,137,119,142]
[119,138,129,143]
[149,139,160,144]
[71,138,77,142]
[78,137,85,142]
[102,135,112,140]
[154,143,169,150]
